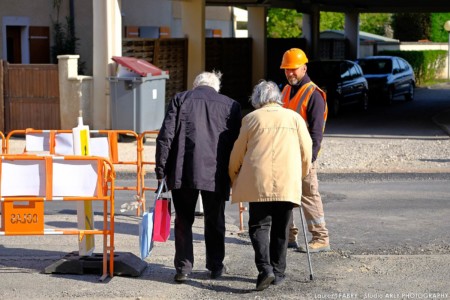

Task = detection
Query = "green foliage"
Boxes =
[268,9,393,38]
[319,12,392,36]
[430,13,450,42]
[320,12,344,31]
[378,50,447,85]
[50,0,85,74]
[267,8,302,38]
[51,16,78,63]
[392,13,431,41]
[360,13,392,36]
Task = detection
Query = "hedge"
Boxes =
[378,50,447,85]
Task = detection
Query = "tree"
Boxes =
[267,8,302,38]
[319,12,393,36]
[320,12,344,31]
[392,13,431,41]
[268,9,393,38]
[360,13,392,36]
[430,13,450,42]
[51,0,85,73]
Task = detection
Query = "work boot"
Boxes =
[287,240,299,249]
[297,240,330,253]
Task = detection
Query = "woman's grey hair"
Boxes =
[250,80,282,109]
[193,71,222,92]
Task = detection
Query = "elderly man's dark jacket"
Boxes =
[156,85,242,195]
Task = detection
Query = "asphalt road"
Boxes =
[39,172,450,258]
[325,84,450,137]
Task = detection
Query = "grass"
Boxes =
[418,78,450,87]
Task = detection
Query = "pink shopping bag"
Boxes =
[152,196,171,242]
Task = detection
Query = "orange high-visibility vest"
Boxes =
[281,82,328,130]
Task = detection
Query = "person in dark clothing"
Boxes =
[155,71,242,283]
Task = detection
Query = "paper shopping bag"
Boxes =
[139,208,154,260]
[152,197,171,242]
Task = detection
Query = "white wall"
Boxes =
[121,0,172,27]
[234,7,248,38]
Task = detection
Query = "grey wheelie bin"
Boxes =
[108,56,169,137]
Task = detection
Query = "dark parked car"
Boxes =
[307,59,369,117]
[355,56,415,105]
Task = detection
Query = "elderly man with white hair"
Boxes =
[156,71,242,283]
[229,80,312,291]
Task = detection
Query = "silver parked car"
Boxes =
[355,56,416,105]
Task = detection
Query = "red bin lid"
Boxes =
[112,56,166,77]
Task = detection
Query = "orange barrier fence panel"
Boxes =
[0,131,5,154]
[0,154,115,281]
[2,200,45,234]
[138,131,160,214]
[5,129,142,215]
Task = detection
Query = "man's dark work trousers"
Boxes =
[171,187,226,275]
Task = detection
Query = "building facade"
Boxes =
[1,0,238,75]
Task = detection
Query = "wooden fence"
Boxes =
[1,61,59,133]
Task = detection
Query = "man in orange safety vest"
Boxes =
[280,48,330,253]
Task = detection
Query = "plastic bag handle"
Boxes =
[154,178,169,201]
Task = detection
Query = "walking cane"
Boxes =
[299,204,314,280]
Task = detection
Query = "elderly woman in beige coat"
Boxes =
[229,80,312,291]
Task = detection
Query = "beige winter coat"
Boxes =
[229,103,312,206]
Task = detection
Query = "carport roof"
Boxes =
[206,0,450,13]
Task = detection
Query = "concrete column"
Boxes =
[58,55,80,129]
[181,0,205,88]
[0,60,3,132]
[92,0,122,129]
[302,14,312,46]
[345,12,360,60]
[302,6,320,60]
[248,7,267,86]
[58,55,93,130]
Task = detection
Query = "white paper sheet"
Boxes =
[55,133,75,155]
[1,160,46,196]
[26,133,50,152]
[52,160,98,197]
[90,137,110,158]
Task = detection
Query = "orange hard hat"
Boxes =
[280,48,309,69]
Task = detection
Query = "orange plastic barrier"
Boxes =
[0,154,116,281]
[238,202,248,232]
[0,131,5,154]
[138,131,159,214]
[5,129,143,215]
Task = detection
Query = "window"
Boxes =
[348,63,359,79]
[397,58,408,72]
[340,62,352,80]
[29,26,50,63]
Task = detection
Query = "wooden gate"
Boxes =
[2,61,60,133]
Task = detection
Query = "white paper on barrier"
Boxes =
[53,161,98,197]
[55,133,74,155]
[90,137,110,158]
[1,160,46,196]
[26,133,50,152]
